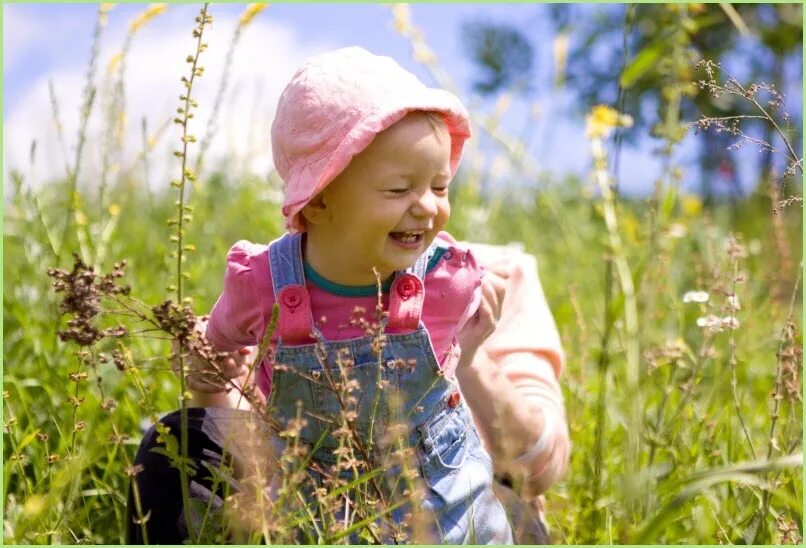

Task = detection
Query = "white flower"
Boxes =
[727,294,740,310]
[667,223,687,239]
[696,315,722,329]
[721,315,740,329]
[748,239,762,255]
[683,290,710,303]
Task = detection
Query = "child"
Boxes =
[201,47,513,543]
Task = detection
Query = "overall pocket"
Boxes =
[418,409,470,499]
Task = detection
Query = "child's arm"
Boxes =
[171,319,257,410]
[454,249,569,496]
[176,241,271,410]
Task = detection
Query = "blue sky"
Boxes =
[4,3,798,196]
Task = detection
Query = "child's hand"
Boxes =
[171,320,252,394]
[456,264,508,361]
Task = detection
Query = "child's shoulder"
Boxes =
[425,231,482,288]
[427,231,480,272]
[226,239,269,265]
[423,232,482,334]
[221,240,272,299]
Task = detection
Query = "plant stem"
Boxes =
[173,5,212,541]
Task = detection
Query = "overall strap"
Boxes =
[268,233,315,344]
[386,241,440,330]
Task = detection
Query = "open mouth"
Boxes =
[389,231,424,246]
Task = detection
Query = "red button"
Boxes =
[397,277,418,300]
[281,287,302,311]
[447,392,461,408]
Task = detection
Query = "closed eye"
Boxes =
[386,188,409,195]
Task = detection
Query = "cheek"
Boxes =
[436,199,451,227]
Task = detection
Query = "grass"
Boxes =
[3,3,803,545]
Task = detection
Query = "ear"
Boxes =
[300,193,328,225]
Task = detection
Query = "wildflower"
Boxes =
[100,399,117,411]
[23,495,46,517]
[680,194,703,217]
[74,421,87,432]
[721,315,740,329]
[125,463,145,477]
[111,349,128,371]
[47,454,60,464]
[682,290,710,303]
[129,4,167,34]
[109,432,130,444]
[727,294,740,310]
[107,52,124,75]
[696,315,722,330]
[553,32,569,86]
[412,41,436,64]
[108,203,121,216]
[585,105,633,139]
[69,371,89,382]
[390,3,411,33]
[666,223,687,239]
[725,238,748,258]
[239,4,268,27]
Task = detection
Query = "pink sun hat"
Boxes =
[271,46,472,232]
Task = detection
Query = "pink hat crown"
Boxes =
[271,47,471,232]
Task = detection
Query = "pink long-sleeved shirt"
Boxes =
[207,236,568,490]
[207,232,482,397]
[467,243,569,493]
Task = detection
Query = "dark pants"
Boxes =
[126,408,549,544]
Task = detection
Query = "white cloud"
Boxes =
[4,5,335,192]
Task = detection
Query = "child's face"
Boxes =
[314,113,452,282]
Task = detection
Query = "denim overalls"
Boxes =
[265,233,512,544]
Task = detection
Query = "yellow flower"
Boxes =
[552,32,569,86]
[107,51,123,75]
[23,495,46,517]
[239,3,268,27]
[681,194,702,217]
[412,41,435,64]
[100,3,116,14]
[585,105,633,139]
[391,4,411,33]
[108,204,121,216]
[129,4,167,34]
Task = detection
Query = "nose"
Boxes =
[410,189,439,218]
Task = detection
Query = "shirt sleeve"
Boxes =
[470,244,569,490]
[428,232,484,377]
[206,241,270,351]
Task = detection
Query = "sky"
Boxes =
[3,3,798,197]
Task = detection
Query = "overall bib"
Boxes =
[267,233,513,544]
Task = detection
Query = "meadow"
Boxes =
[3,4,803,544]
